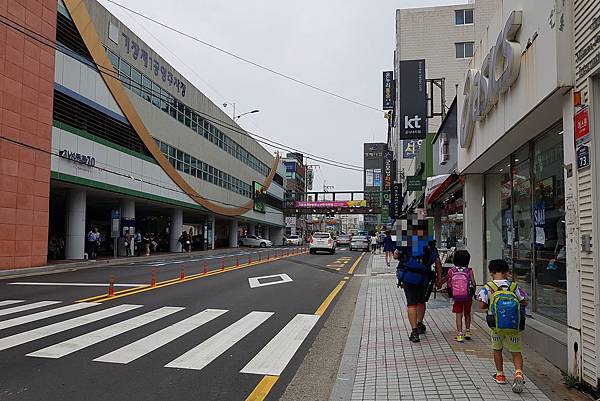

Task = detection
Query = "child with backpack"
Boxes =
[477,259,528,394]
[446,250,476,342]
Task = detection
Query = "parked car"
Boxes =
[309,232,336,254]
[239,235,272,248]
[336,235,351,247]
[285,235,303,246]
[349,235,370,251]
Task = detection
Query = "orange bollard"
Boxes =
[151,269,156,287]
[203,261,207,274]
[248,254,252,265]
[259,253,262,262]
[108,275,115,297]
[221,259,225,271]
[236,257,240,267]
[180,267,185,280]
[267,252,270,261]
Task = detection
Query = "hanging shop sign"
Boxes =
[403,140,423,159]
[294,200,367,209]
[383,151,393,191]
[390,183,402,219]
[59,149,96,167]
[460,10,523,149]
[383,71,395,110]
[575,107,591,147]
[406,176,426,192]
[399,60,427,140]
[577,145,591,170]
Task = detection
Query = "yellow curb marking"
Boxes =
[244,375,279,401]
[347,252,365,275]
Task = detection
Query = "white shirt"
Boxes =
[477,279,527,305]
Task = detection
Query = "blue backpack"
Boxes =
[397,258,430,287]
[485,281,526,331]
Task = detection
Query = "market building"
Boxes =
[457,0,574,375]
[0,0,286,269]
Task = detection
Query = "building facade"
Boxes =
[391,0,497,222]
[457,0,574,375]
[0,0,286,269]
[282,152,306,236]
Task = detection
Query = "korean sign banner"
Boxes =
[383,71,394,110]
[399,60,427,140]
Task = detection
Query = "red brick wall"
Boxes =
[0,0,56,269]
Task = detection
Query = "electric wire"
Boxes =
[102,0,383,113]
[0,15,365,172]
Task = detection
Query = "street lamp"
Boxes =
[235,109,260,120]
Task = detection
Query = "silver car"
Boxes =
[349,235,370,251]
[285,235,303,246]
[239,235,273,248]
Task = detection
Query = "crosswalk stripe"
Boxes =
[0,300,25,308]
[0,304,142,351]
[165,311,273,371]
[0,301,62,317]
[0,303,99,330]
[94,309,228,364]
[240,314,320,376]
[27,306,184,359]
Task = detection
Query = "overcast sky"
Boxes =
[100,0,469,192]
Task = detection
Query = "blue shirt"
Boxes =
[383,236,395,251]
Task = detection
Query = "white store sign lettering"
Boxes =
[460,10,523,149]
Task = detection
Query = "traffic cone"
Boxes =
[180,267,185,280]
[221,259,225,271]
[203,261,207,274]
[151,270,156,287]
[236,257,240,267]
[108,275,115,297]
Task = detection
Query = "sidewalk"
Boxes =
[331,253,587,401]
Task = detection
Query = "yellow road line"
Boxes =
[76,251,308,303]
[314,280,346,316]
[245,375,279,401]
[347,252,365,275]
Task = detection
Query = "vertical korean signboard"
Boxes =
[399,60,427,140]
[383,71,394,110]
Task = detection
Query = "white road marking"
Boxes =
[165,311,273,371]
[0,301,61,317]
[94,309,228,364]
[0,300,25,307]
[7,282,146,288]
[241,314,320,376]
[27,306,184,359]
[0,303,99,330]
[0,304,142,351]
[248,274,293,289]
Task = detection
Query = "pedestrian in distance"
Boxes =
[382,230,395,266]
[134,232,142,257]
[477,259,528,393]
[87,227,99,260]
[370,234,377,254]
[446,250,476,342]
[143,232,151,256]
[124,229,132,257]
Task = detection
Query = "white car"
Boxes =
[309,232,336,254]
[239,235,272,248]
[285,235,303,246]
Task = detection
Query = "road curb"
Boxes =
[328,252,372,401]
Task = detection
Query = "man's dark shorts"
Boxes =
[404,283,427,306]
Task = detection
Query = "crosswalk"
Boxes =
[0,300,320,377]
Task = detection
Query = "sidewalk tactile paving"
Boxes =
[350,254,552,401]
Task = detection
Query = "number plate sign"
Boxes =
[577,145,590,170]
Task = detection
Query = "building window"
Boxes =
[455,42,474,59]
[455,9,474,25]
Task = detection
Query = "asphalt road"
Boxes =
[0,246,366,401]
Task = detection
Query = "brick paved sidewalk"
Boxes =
[345,254,566,401]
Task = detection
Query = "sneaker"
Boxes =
[455,333,464,342]
[494,373,507,385]
[417,321,426,335]
[512,372,525,393]
[464,330,472,340]
[409,330,420,343]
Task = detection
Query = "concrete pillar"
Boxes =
[120,198,135,256]
[463,175,485,284]
[271,227,285,247]
[169,208,183,252]
[229,219,238,248]
[65,188,86,259]
[263,226,270,240]
[208,215,215,250]
[248,223,256,236]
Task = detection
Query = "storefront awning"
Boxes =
[425,174,460,207]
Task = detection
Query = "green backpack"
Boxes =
[485,281,525,332]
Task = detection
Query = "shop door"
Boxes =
[511,146,533,298]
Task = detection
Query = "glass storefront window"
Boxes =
[484,124,566,325]
[533,129,566,324]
